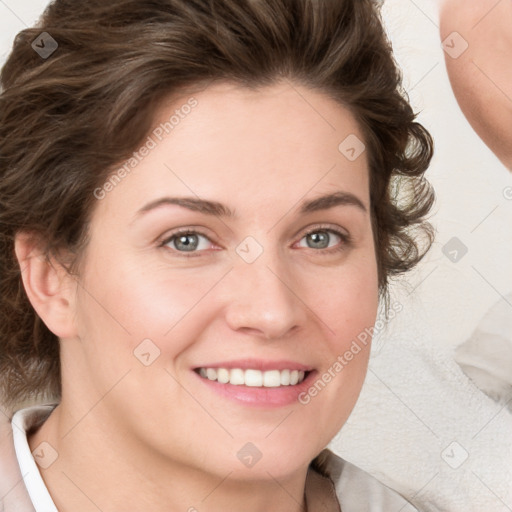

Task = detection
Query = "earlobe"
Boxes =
[14,232,78,339]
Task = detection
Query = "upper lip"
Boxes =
[193,359,314,372]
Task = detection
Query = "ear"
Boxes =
[14,232,78,339]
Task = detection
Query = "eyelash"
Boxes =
[159,225,351,258]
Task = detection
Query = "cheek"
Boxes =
[323,280,377,387]
[299,258,378,424]
[74,254,225,364]
[317,259,379,345]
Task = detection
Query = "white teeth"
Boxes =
[263,370,281,388]
[229,368,245,385]
[280,369,291,386]
[217,368,230,384]
[197,367,308,387]
[245,369,263,387]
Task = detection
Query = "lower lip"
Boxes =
[193,370,317,408]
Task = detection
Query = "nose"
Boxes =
[222,250,303,341]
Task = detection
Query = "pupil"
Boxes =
[177,234,197,251]
[309,232,328,248]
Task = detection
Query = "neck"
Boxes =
[27,404,309,512]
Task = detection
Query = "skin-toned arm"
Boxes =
[439,0,512,171]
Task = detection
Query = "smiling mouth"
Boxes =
[194,367,310,387]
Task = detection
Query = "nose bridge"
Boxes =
[224,237,302,339]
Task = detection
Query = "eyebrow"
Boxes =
[134,191,367,221]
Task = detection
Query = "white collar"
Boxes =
[11,405,58,512]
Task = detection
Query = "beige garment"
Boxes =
[305,466,342,511]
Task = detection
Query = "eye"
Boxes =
[296,226,350,254]
[160,229,213,255]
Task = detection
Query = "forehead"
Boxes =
[93,80,370,223]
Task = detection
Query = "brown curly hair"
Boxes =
[0,0,435,411]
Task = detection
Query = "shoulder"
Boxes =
[316,448,420,512]
[0,411,37,512]
[439,0,512,170]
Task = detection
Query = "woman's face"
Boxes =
[64,81,379,481]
